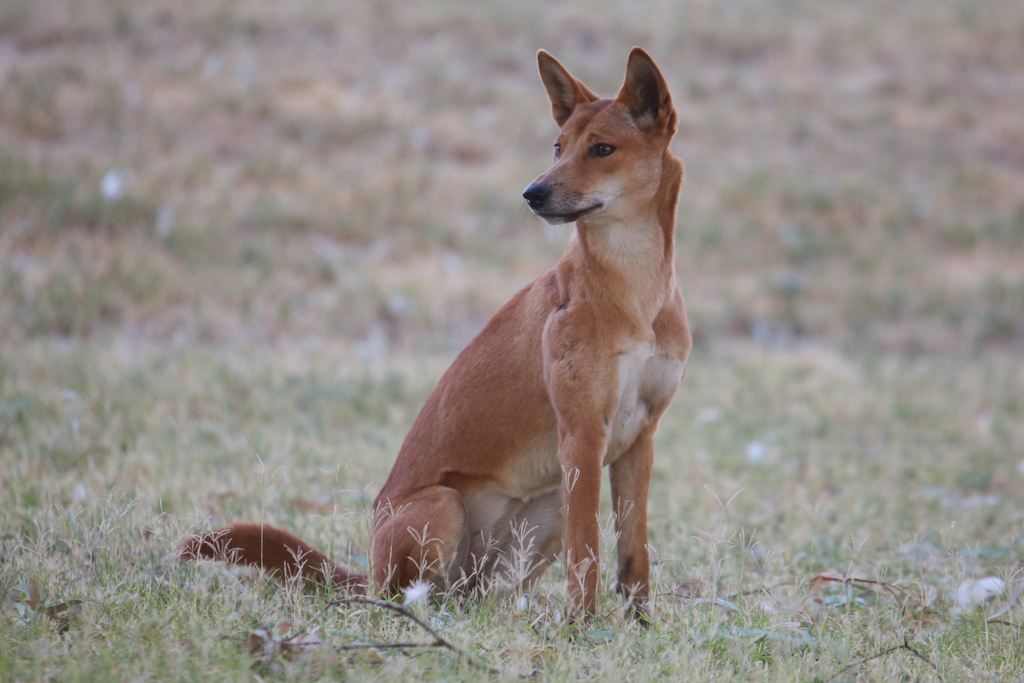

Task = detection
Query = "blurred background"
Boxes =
[1,0,1023,529]
[2,0,1021,358]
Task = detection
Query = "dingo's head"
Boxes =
[523,48,680,227]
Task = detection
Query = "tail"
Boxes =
[180,523,366,592]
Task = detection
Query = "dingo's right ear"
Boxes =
[537,51,599,127]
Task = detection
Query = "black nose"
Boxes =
[523,184,552,210]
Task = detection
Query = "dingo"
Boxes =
[182,47,690,621]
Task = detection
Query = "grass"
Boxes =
[2,0,1024,680]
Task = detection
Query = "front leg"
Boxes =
[544,318,618,619]
[558,422,608,620]
[610,428,654,623]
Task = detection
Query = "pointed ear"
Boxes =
[537,51,600,127]
[615,47,677,134]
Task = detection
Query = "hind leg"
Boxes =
[522,526,563,594]
[486,489,564,594]
[371,486,469,595]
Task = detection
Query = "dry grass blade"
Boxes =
[323,597,501,675]
[19,579,40,610]
[42,600,83,634]
[662,579,741,611]
[986,579,1024,623]
[7,579,82,634]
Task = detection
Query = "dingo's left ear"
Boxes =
[538,51,600,127]
[616,47,677,134]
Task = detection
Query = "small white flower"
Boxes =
[156,205,175,235]
[101,170,123,201]
[71,482,88,505]
[387,293,409,316]
[356,327,386,360]
[746,441,766,463]
[975,413,993,435]
[402,581,432,606]
[409,127,431,151]
[442,251,464,276]
[202,53,223,79]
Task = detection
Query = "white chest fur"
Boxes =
[605,342,684,464]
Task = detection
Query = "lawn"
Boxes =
[2,0,1023,680]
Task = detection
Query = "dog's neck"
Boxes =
[567,151,683,325]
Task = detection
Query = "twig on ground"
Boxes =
[336,641,449,651]
[321,596,501,675]
[823,636,943,683]
[807,571,908,603]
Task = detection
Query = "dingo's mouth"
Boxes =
[535,203,604,224]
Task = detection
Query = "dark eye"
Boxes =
[554,143,561,158]
[590,143,615,157]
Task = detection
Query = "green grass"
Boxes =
[2,0,1024,680]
